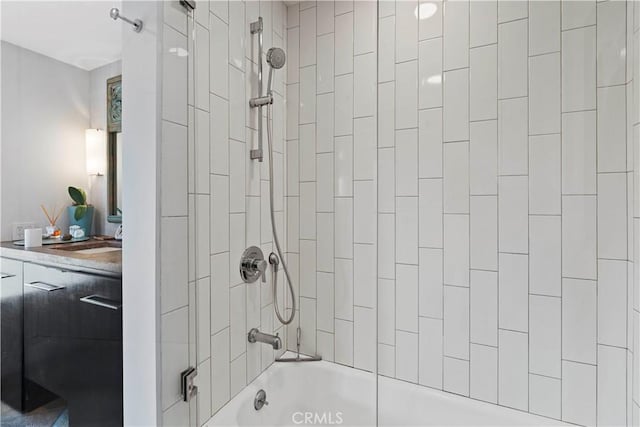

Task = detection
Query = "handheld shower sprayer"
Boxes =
[266,47,286,96]
[250,47,286,108]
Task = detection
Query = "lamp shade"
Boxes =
[85,129,106,176]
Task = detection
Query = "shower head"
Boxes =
[265,48,286,96]
[266,47,286,69]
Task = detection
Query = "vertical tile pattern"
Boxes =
[161,7,192,424]
[498,330,528,411]
[376,0,630,423]
[158,0,638,425]
[289,0,380,376]
[160,2,289,425]
[628,2,639,426]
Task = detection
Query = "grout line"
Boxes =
[441,0,446,389]
[443,354,470,363]
[526,10,531,412]
[560,23,597,33]
[558,2,563,412]
[529,371,561,381]
[561,358,598,368]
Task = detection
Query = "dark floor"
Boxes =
[0,399,68,427]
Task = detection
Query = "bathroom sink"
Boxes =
[50,240,122,253]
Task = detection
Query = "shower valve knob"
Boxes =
[240,246,267,284]
[257,259,267,283]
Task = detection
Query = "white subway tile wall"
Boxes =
[286,0,379,373]
[368,0,631,425]
[158,0,640,426]
[159,1,288,425]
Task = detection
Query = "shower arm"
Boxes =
[249,17,265,162]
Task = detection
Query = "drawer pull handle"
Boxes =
[25,281,65,292]
[80,295,121,311]
[1,273,15,279]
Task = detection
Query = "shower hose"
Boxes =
[267,102,296,325]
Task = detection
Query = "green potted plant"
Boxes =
[67,186,94,236]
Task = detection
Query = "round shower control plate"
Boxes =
[239,246,265,283]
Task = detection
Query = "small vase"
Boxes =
[68,206,95,237]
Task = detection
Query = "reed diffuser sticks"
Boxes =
[40,204,63,226]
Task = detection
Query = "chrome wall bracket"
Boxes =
[180,0,196,11]
[249,95,273,108]
[250,18,263,34]
[250,149,264,160]
[109,8,143,33]
[180,367,198,402]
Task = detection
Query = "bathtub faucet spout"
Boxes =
[248,328,282,350]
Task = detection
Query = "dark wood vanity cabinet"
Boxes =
[23,263,123,426]
[1,258,25,410]
[1,258,56,412]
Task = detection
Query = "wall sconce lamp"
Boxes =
[86,129,106,176]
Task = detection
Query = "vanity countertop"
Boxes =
[0,239,122,277]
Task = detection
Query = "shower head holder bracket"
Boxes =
[249,94,273,108]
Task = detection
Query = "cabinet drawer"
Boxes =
[1,257,23,311]
[23,263,73,397]
[23,262,123,426]
[1,258,23,410]
[0,257,22,279]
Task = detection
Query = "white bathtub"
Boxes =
[207,353,568,427]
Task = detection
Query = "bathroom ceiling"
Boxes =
[1,1,122,71]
